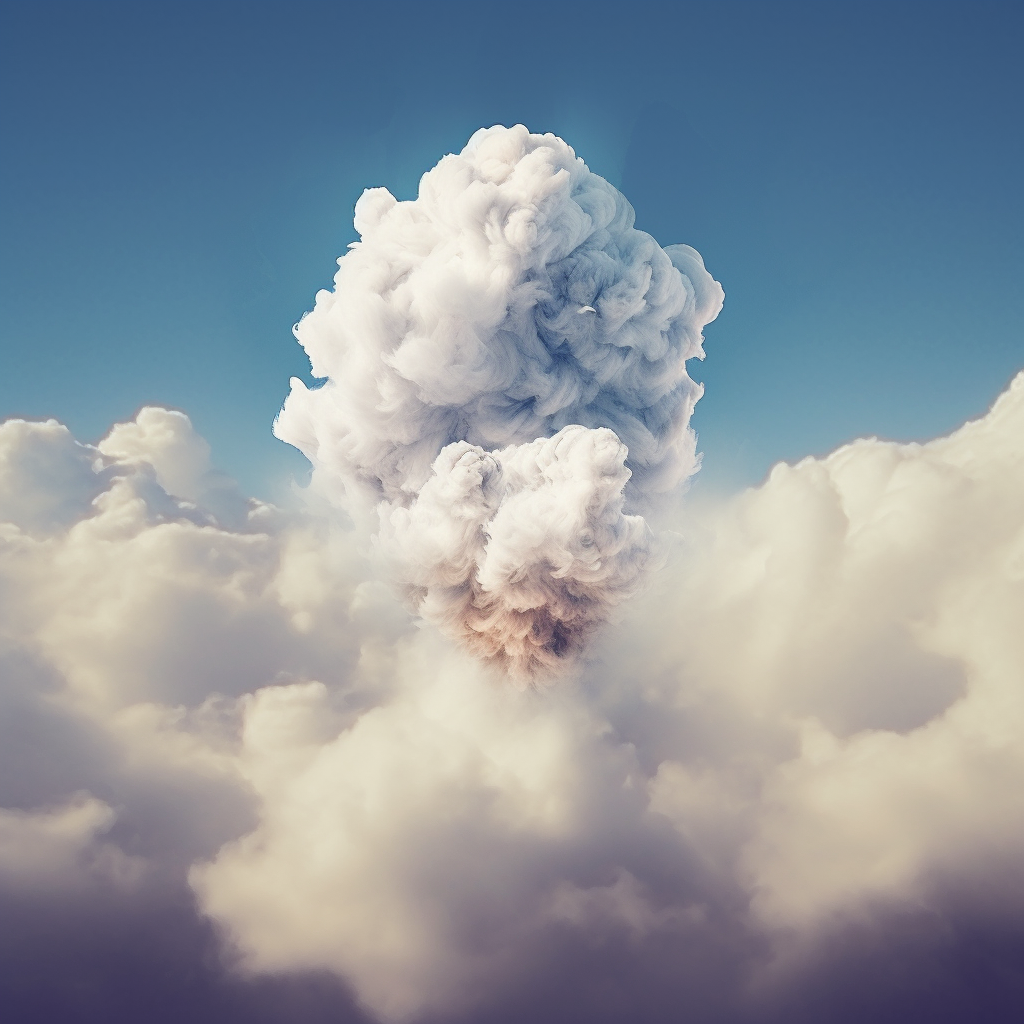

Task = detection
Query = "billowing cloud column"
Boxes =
[275,125,723,675]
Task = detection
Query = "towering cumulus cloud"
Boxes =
[275,125,723,675]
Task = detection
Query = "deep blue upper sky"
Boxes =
[1,1,1021,498]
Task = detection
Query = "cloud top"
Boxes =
[274,125,722,673]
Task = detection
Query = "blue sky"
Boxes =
[3,6,1024,1022]
[1,0,1021,498]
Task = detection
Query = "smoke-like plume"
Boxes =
[275,125,723,675]
[382,426,651,676]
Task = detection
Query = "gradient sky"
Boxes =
[2,0,1021,498]
[3,5,1024,1024]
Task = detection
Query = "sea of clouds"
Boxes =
[1,127,1022,1023]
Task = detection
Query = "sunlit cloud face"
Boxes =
[1,130,1022,1024]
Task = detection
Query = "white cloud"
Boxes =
[274,126,723,674]
[200,375,1023,1018]
[382,425,653,677]
[0,371,1021,1020]
[642,372,1024,935]
[0,795,143,893]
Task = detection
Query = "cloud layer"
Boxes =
[1,372,1022,1021]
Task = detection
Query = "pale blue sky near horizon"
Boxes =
[1,0,1021,501]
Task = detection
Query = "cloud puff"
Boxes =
[382,425,652,677]
[0,796,143,894]
[275,126,722,674]
[0,324,1022,1020]
[1,374,1011,1017]
[198,373,1024,1021]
